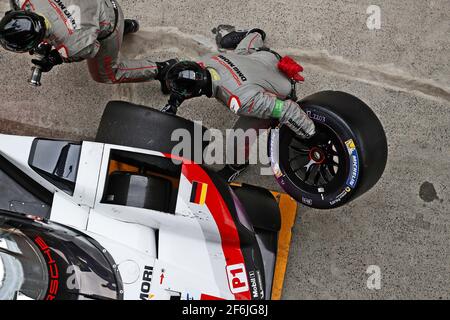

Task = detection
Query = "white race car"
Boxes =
[0,102,298,300]
[0,92,387,300]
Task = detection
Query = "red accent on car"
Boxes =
[163,156,251,300]
[34,236,60,300]
[200,294,225,300]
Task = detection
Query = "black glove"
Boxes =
[161,92,185,114]
[31,49,63,73]
[156,59,178,95]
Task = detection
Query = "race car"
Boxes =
[0,102,298,300]
[0,91,387,300]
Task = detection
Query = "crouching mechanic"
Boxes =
[0,0,176,85]
[162,26,318,182]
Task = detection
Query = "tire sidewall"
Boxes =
[269,105,363,209]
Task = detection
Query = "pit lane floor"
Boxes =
[0,0,449,299]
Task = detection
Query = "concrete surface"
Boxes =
[0,0,449,299]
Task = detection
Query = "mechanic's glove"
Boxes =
[161,92,185,114]
[29,42,52,57]
[156,59,178,95]
[279,101,316,139]
[31,49,63,73]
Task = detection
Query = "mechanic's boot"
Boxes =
[218,164,249,183]
[156,59,178,94]
[124,19,140,35]
[212,25,266,50]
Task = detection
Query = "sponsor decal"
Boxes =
[49,0,79,33]
[306,111,326,123]
[190,181,208,205]
[288,119,310,137]
[330,187,353,206]
[34,237,59,300]
[256,270,264,299]
[140,265,154,300]
[248,270,264,299]
[249,271,258,299]
[181,163,251,300]
[228,96,242,113]
[345,139,360,189]
[330,188,350,206]
[217,55,247,82]
[329,139,359,205]
[226,263,249,294]
[302,196,313,206]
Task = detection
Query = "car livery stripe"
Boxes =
[164,154,251,300]
[182,164,251,300]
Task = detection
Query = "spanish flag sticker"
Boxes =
[190,181,208,205]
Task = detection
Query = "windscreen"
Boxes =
[0,214,122,300]
[28,139,81,195]
[0,228,49,300]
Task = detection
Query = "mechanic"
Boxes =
[0,0,176,87]
[163,25,318,182]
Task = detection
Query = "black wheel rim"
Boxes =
[284,124,348,191]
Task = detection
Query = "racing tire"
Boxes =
[96,101,210,161]
[268,91,388,209]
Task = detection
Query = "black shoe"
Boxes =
[217,164,249,183]
[213,25,266,50]
[156,59,178,95]
[124,19,140,35]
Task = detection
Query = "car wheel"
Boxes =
[96,101,210,161]
[268,91,388,209]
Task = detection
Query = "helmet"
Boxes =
[165,61,211,99]
[0,11,46,53]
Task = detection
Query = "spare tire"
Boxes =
[96,101,210,162]
[268,91,388,209]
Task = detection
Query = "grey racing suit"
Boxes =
[198,32,316,164]
[12,0,158,83]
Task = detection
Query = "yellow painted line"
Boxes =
[270,192,298,300]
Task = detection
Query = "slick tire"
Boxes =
[96,101,210,162]
[268,91,388,209]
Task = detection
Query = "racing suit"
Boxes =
[11,0,158,83]
[199,32,316,164]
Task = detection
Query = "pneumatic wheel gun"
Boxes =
[29,43,52,87]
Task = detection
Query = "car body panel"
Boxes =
[1,133,276,300]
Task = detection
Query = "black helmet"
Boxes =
[165,61,211,99]
[0,11,46,53]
